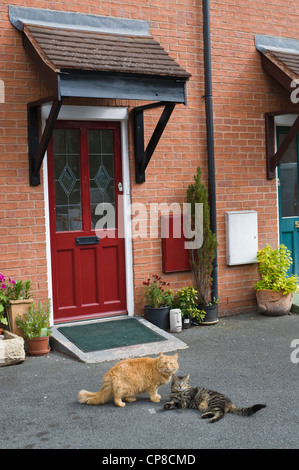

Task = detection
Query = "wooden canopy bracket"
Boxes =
[265,112,299,179]
[27,97,62,186]
[134,101,176,183]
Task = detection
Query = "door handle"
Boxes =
[118,182,123,192]
[295,221,299,229]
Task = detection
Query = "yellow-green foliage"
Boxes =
[254,244,299,294]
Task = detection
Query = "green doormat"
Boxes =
[58,318,167,353]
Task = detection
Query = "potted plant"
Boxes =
[143,274,173,330]
[0,280,9,328]
[254,244,299,316]
[0,273,33,336]
[172,286,205,328]
[186,167,218,324]
[16,299,52,355]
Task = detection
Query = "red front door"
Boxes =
[47,121,127,323]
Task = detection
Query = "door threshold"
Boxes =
[53,314,129,328]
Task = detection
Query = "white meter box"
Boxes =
[225,211,258,266]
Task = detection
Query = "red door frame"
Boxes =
[47,120,127,323]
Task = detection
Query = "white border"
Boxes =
[41,105,134,324]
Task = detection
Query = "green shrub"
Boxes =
[173,286,205,323]
[187,167,218,305]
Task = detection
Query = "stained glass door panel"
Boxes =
[88,129,115,229]
[53,129,82,231]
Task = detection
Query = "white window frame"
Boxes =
[41,105,134,324]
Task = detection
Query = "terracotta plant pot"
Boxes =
[27,336,50,356]
[256,290,293,316]
[7,299,33,337]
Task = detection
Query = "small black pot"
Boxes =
[199,304,218,325]
[182,317,191,329]
[145,306,170,331]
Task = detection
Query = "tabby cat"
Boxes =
[78,352,178,408]
[163,374,266,423]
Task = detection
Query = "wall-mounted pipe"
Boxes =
[202,0,218,302]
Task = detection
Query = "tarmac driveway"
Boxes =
[1,311,298,450]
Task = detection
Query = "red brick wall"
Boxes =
[0,1,49,298]
[210,0,299,314]
[0,0,298,318]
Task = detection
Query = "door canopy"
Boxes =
[255,34,299,179]
[9,6,191,184]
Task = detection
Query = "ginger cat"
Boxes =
[78,352,179,408]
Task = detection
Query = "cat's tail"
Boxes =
[78,380,112,405]
[230,403,266,416]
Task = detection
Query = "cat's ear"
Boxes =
[173,353,178,360]
[186,374,190,380]
[158,352,164,357]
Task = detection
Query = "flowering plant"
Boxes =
[0,273,32,326]
[0,273,8,325]
[143,274,173,308]
[16,299,52,339]
[5,279,31,301]
[172,286,205,323]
